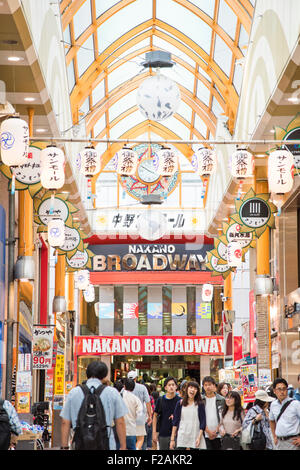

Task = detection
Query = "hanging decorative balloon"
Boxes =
[0,116,29,194]
[230,149,254,200]
[47,218,65,248]
[137,72,181,121]
[202,284,213,302]
[115,147,138,176]
[75,269,90,291]
[79,146,101,200]
[40,145,65,215]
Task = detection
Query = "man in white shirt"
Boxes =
[121,379,143,450]
[269,377,300,450]
[201,376,225,450]
[127,370,152,450]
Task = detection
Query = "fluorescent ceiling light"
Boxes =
[36,128,47,133]
[24,97,35,102]
[287,97,299,103]
[8,56,23,62]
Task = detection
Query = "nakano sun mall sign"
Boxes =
[75,336,224,356]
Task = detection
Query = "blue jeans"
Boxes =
[126,436,136,450]
[142,423,152,449]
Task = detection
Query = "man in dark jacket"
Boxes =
[201,376,225,450]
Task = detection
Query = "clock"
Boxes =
[137,158,160,184]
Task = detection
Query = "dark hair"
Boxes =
[124,378,135,392]
[163,372,168,378]
[86,361,108,380]
[182,381,202,407]
[114,380,124,393]
[152,391,159,401]
[164,376,178,388]
[272,378,288,390]
[202,376,216,386]
[217,382,229,396]
[222,391,243,422]
[149,384,156,393]
[254,399,268,409]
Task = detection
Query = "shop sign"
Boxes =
[284,302,300,318]
[34,191,77,230]
[32,326,54,370]
[231,188,277,238]
[66,248,92,271]
[240,364,258,403]
[16,371,32,393]
[272,113,300,174]
[16,392,30,413]
[75,335,224,356]
[90,243,213,272]
[54,355,65,395]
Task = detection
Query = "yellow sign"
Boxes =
[54,355,65,395]
[16,392,30,413]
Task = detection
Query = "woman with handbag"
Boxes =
[170,381,206,450]
[219,391,245,450]
[242,390,275,450]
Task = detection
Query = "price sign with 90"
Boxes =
[32,327,54,370]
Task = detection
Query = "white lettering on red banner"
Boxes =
[75,336,223,356]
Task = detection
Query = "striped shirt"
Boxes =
[2,400,22,435]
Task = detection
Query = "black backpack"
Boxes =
[0,399,11,450]
[73,384,110,450]
[249,410,266,450]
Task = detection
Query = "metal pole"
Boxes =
[5,186,15,400]
[28,137,300,146]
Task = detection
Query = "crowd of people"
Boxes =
[59,363,300,451]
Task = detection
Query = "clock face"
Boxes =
[137,158,160,184]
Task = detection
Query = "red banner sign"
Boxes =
[75,336,224,356]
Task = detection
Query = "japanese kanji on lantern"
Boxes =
[154,148,178,176]
[227,240,243,267]
[75,269,90,290]
[40,145,65,214]
[47,218,65,248]
[192,147,217,177]
[268,149,294,194]
[79,146,101,200]
[0,116,29,194]
[115,147,138,176]
[202,284,213,302]
[231,149,254,178]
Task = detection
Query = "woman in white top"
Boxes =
[170,381,206,450]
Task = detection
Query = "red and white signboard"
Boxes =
[32,326,54,370]
[75,336,224,356]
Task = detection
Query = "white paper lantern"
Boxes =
[79,146,101,177]
[231,149,254,178]
[83,284,95,303]
[47,218,65,247]
[227,241,243,267]
[0,116,29,167]
[202,284,213,302]
[154,149,178,176]
[137,73,181,121]
[192,147,217,176]
[75,269,90,291]
[40,145,65,190]
[115,148,138,176]
[268,149,294,194]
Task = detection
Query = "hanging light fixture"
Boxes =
[75,269,90,290]
[192,147,217,177]
[0,116,29,194]
[136,51,181,121]
[115,147,138,176]
[79,146,101,200]
[202,284,213,302]
[40,145,65,214]
[47,218,65,248]
[83,284,95,303]
[268,148,294,194]
[14,256,35,282]
[230,148,254,200]
[154,148,178,176]
[227,241,243,268]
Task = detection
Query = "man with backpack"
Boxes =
[269,377,300,450]
[0,398,22,450]
[152,376,181,450]
[60,361,128,450]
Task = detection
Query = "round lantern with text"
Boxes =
[192,147,217,176]
[75,269,90,291]
[79,146,100,177]
[47,218,65,248]
[83,284,95,303]
[154,148,178,176]
[231,149,254,178]
[268,149,294,194]
[0,116,29,167]
[115,148,138,176]
[202,284,213,302]
[137,73,181,121]
[40,145,65,190]
[227,241,243,267]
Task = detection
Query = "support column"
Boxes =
[223,273,234,364]
[255,174,272,375]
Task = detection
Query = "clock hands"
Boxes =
[141,164,158,176]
